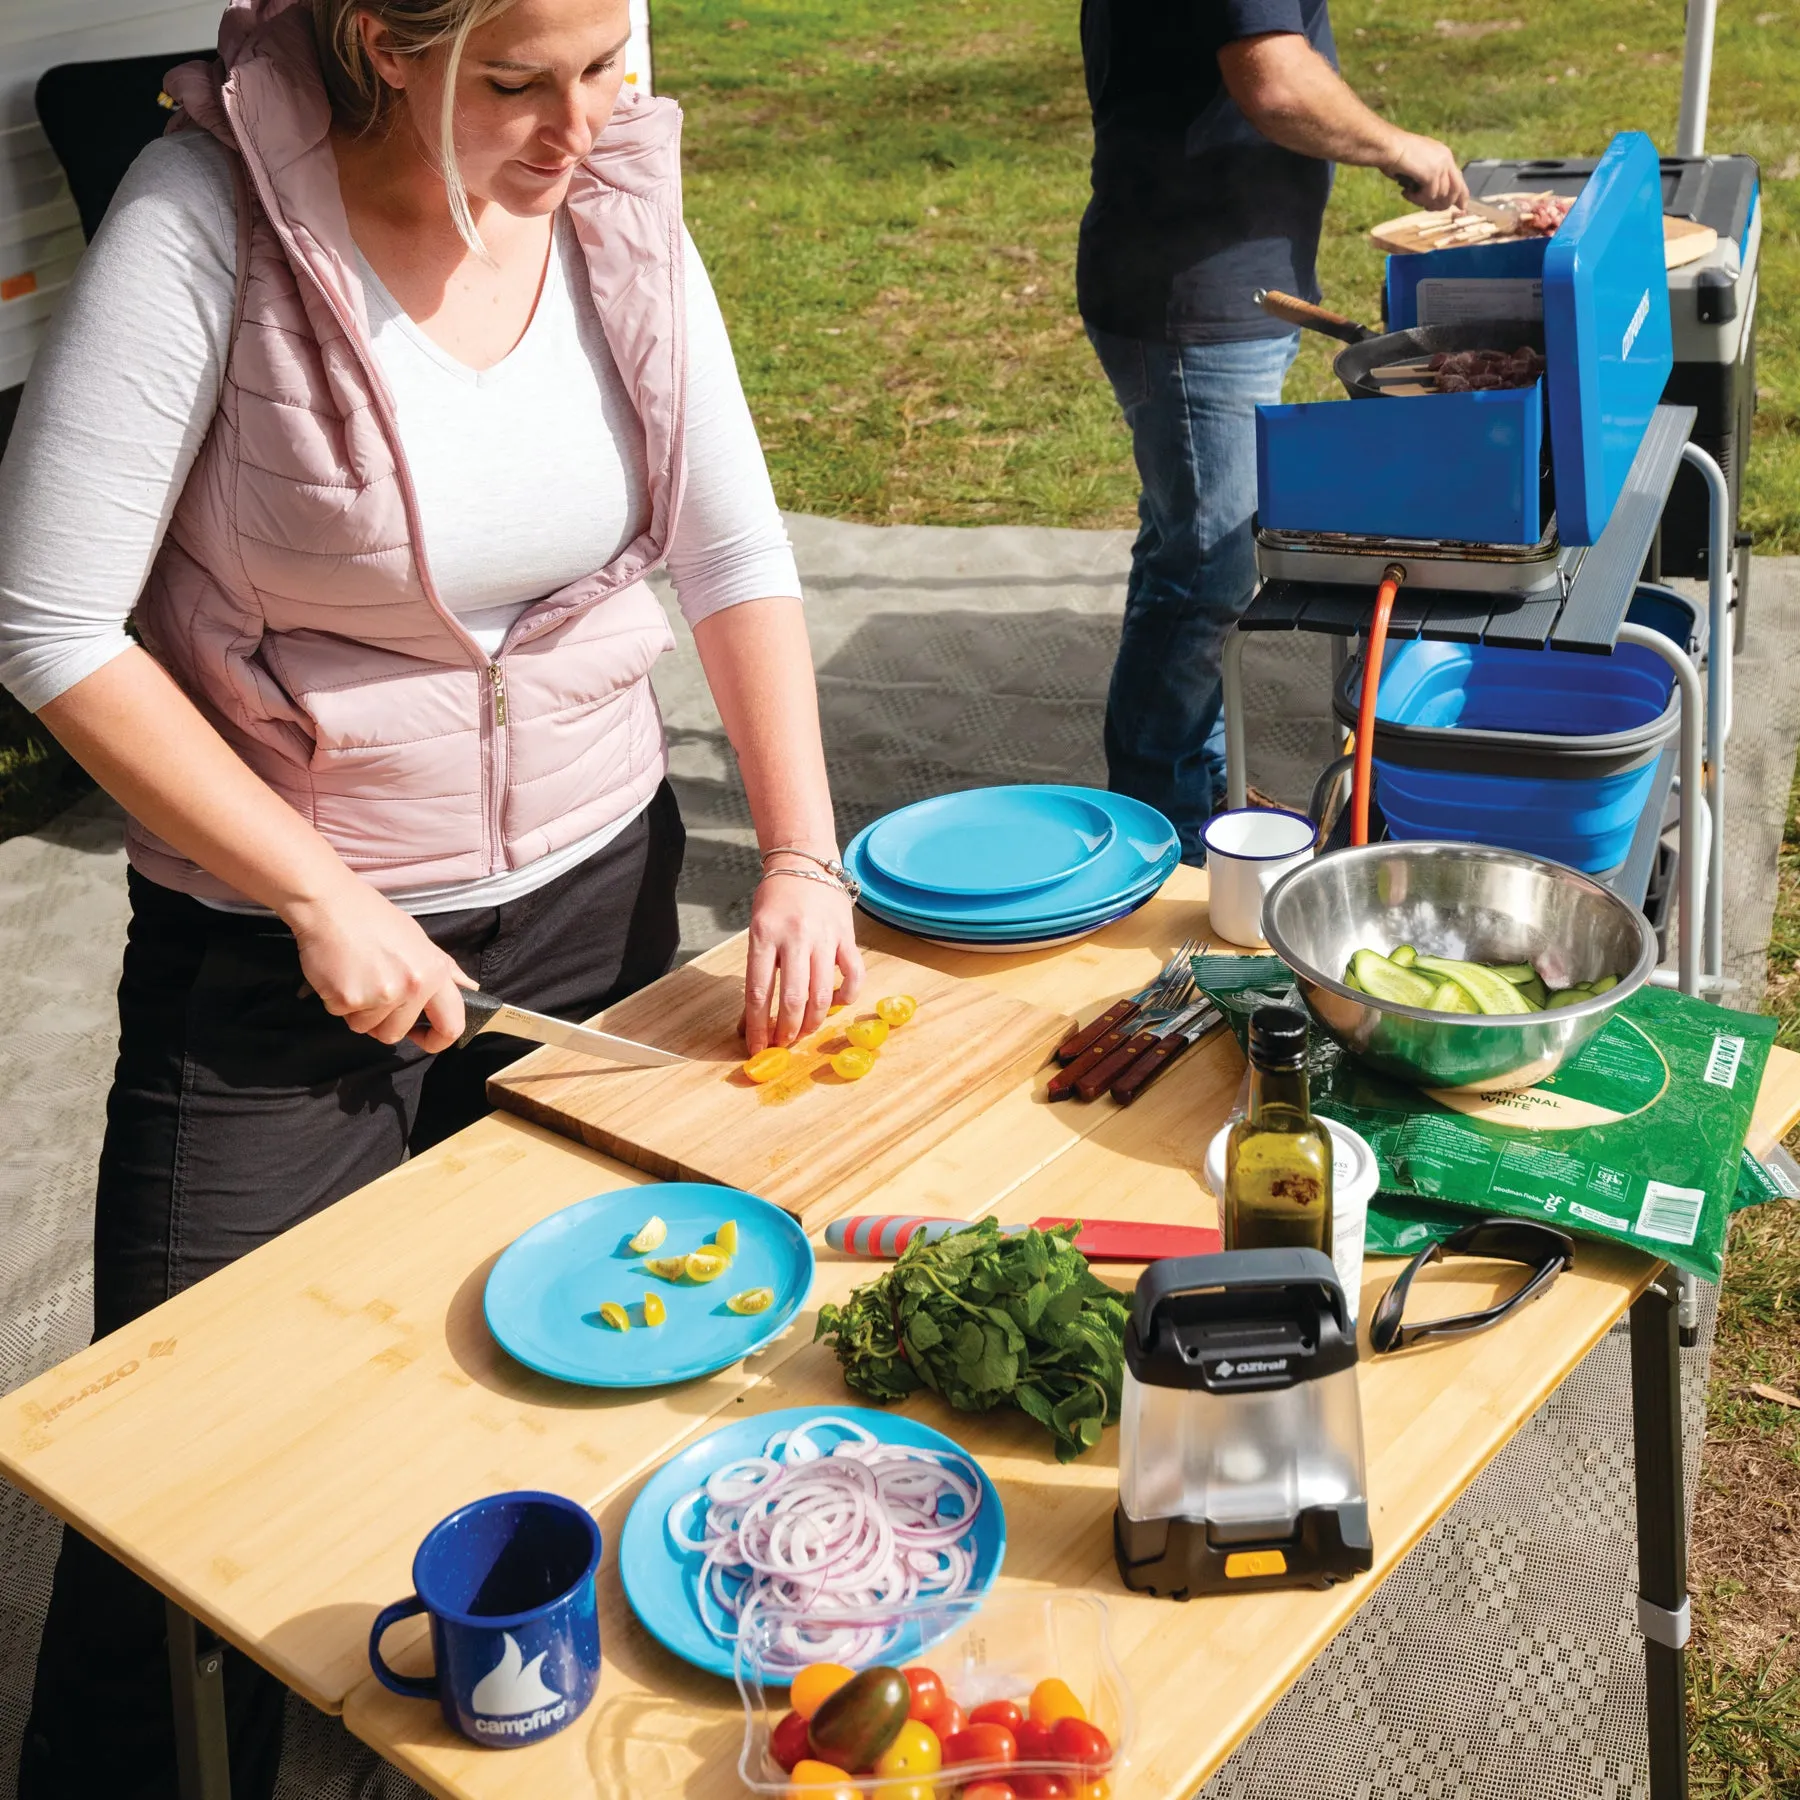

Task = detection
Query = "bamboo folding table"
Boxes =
[2,865,1792,1800]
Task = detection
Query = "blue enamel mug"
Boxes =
[369,1490,602,1748]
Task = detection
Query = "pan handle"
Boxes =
[1253,289,1374,344]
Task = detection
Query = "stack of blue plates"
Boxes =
[847,785,1181,952]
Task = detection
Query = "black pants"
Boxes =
[18,786,684,1800]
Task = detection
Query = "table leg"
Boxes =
[167,1599,232,1800]
[1629,1274,1691,1800]
[1222,628,1248,811]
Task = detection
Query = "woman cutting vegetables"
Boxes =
[0,0,860,1791]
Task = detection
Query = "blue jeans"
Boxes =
[1088,327,1299,860]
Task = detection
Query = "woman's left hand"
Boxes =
[743,868,864,1053]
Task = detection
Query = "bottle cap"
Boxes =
[1249,1005,1309,1068]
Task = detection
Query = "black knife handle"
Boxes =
[454,988,505,1050]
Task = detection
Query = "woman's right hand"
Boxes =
[284,877,474,1052]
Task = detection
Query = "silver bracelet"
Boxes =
[761,843,850,880]
[758,865,862,902]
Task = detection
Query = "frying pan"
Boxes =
[1254,290,1545,400]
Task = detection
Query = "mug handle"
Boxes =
[368,1596,437,1700]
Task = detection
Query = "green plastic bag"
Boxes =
[1193,955,1776,1282]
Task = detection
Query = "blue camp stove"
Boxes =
[1254,132,1674,594]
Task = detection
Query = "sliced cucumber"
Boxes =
[1389,944,1418,968]
[1519,975,1550,1009]
[1412,955,1538,1016]
[1349,949,1438,1008]
[1430,979,1479,1014]
[1545,987,1591,1009]
[1589,974,1619,995]
[1487,963,1537,985]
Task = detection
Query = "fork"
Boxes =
[1054,937,1198,1065]
[1070,985,1205,1102]
[1049,971,1198,1102]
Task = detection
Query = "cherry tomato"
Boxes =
[944,1723,1018,1767]
[742,1046,793,1084]
[789,1663,855,1721]
[787,1759,857,1800]
[901,1665,951,1731]
[1013,1721,1056,1762]
[964,1784,1021,1800]
[1013,1775,1075,1800]
[875,994,918,1029]
[772,1709,814,1772]
[873,1719,942,1779]
[830,1046,877,1081]
[1050,1717,1113,1774]
[1028,1677,1087,1729]
[846,1017,890,1052]
[940,1700,967,1738]
[872,1785,935,1800]
[971,1700,1026,1733]
[1078,1782,1113,1800]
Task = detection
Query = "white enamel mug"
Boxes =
[1201,806,1317,947]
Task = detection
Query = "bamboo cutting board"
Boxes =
[486,938,1072,1230]
[1371,204,1717,270]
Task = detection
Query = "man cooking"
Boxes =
[1079,0,1470,859]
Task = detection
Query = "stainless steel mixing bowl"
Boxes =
[1261,842,1659,1092]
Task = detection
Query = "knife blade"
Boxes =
[825,1215,1221,1262]
[456,989,685,1067]
[1460,194,1523,234]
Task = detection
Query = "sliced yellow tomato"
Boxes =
[642,1255,687,1282]
[627,1214,667,1253]
[597,1301,630,1332]
[845,1017,890,1052]
[714,1219,740,1257]
[830,1046,877,1081]
[642,1291,666,1327]
[727,1286,774,1316]
[874,995,917,1029]
[743,1046,793,1084]
[684,1248,730,1283]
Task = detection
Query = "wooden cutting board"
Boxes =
[486,938,1072,1231]
[1371,203,1718,270]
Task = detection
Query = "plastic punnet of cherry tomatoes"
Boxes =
[1028,1676,1087,1729]
[1050,1717,1113,1774]
[786,1759,857,1800]
[789,1663,854,1721]
[970,1699,1025,1734]
[875,995,917,1029]
[771,1709,814,1772]
[845,1016,889,1052]
[900,1665,952,1733]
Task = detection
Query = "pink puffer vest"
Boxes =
[131,0,684,899]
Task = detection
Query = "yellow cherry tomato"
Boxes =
[743,1046,793,1084]
[627,1214,667,1253]
[715,1219,740,1257]
[872,1718,942,1779]
[1079,1782,1113,1800]
[597,1301,630,1332]
[642,1291,666,1327]
[845,1017,890,1052]
[727,1286,774,1315]
[642,1255,687,1282]
[830,1046,877,1081]
[789,1663,855,1721]
[787,1759,857,1800]
[872,1784,935,1800]
[684,1249,729,1283]
[875,995,917,1029]
[1029,1675,1087,1729]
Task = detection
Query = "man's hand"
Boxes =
[1386,133,1471,212]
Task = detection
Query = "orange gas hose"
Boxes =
[1351,566,1406,846]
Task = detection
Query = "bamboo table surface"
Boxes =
[3,861,1798,1798]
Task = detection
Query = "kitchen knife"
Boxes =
[825,1215,1222,1262]
[1111,1005,1224,1107]
[456,989,685,1067]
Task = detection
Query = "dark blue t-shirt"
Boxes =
[1078,0,1338,344]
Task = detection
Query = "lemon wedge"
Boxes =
[643,1291,666,1327]
[727,1287,774,1315]
[684,1248,730,1284]
[642,1255,687,1282]
[628,1215,668,1254]
[598,1301,630,1332]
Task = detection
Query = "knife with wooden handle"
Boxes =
[1111,1006,1223,1106]
[1056,998,1140,1065]
[1047,1024,1137,1101]
[1074,1000,1213,1102]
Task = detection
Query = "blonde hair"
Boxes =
[312,0,519,251]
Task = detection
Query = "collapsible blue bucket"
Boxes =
[1332,585,1702,874]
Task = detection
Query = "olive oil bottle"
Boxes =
[1223,1006,1334,1253]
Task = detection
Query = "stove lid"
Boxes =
[1540,131,1673,545]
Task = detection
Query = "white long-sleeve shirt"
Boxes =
[0,130,800,911]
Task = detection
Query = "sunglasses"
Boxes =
[1369,1218,1575,1355]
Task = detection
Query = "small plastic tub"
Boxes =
[735,1590,1134,1795]
[1333,585,1702,873]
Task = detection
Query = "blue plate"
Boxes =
[865,787,1115,898]
[619,1406,1005,1680]
[857,891,1153,946]
[484,1184,812,1389]
[847,787,1179,928]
